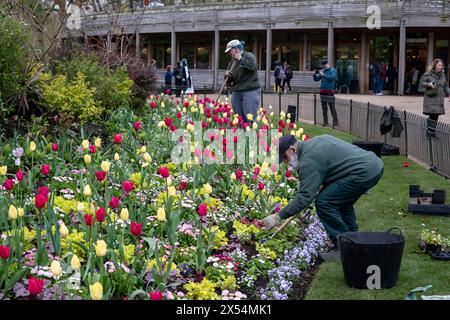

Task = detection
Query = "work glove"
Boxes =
[224,70,233,79]
[261,214,281,229]
[234,52,242,61]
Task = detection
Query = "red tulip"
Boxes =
[289,122,295,130]
[41,164,50,176]
[3,178,13,190]
[202,121,208,129]
[180,181,187,190]
[96,207,106,223]
[28,277,44,296]
[0,245,10,260]
[183,101,189,108]
[236,169,243,180]
[114,134,122,144]
[89,145,97,154]
[198,203,208,217]
[149,291,163,300]
[403,161,409,168]
[133,121,141,131]
[158,167,170,178]
[122,181,134,193]
[52,143,59,152]
[35,194,48,208]
[304,134,310,141]
[233,136,238,143]
[258,182,265,191]
[16,170,24,181]
[150,101,157,109]
[169,124,177,132]
[254,167,260,176]
[109,196,120,209]
[164,118,172,127]
[176,112,182,119]
[165,89,171,94]
[278,120,286,129]
[84,214,94,226]
[130,222,143,237]
[95,171,106,182]
[285,170,292,178]
[38,186,49,197]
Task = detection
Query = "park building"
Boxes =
[73,0,450,94]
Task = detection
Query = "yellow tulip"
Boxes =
[158,121,166,128]
[120,208,129,221]
[252,122,258,130]
[82,140,90,150]
[29,141,36,152]
[143,152,152,163]
[247,114,253,121]
[168,186,176,197]
[157,207,166,222]
[101,161,111,172]
[60,224,69,237]
[77,202,85,213]
[94,240,107,257]
[89,282,103,300]
[203,183,212,195]
[84,154,91,165]
[114,153,120,161]
[140,146,147,153]
[71,254,81,270]
[17,208,24,218]
[167,177,172,186]
[83,185,92,197]
[0,166,7,176]
[94,137,102,148]
[50,260,62,277]
[8,205,18,220]
[230,173,236,180]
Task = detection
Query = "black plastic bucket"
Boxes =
[352,141,384,158]
[337,227,405,289]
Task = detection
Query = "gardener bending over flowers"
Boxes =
[260,134,384,260]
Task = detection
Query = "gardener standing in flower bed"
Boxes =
[224,39,261,123]
[261,134,384,259]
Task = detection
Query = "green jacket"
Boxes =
[420,70,450,115]
[226,51,260,92]
[278,134,384,219]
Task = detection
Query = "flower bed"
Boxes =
[0,94,328,300]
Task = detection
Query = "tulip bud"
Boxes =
[84,154,91,165]
[29,141,36,152]
[71,254,81,270]
[144,152,152,163]
[94,240,107,257]
[230,173,236,180]
[83,185,92,197]
[168,186,176,197]
[82,140,89,150]
[120,208,129,221]
[17,207,24,218]
[95,137,102,148]
[101,161,111,172]
[0,165,7,176]
[50,260,62,277]
[90,282,103,300]
[60,224,69,237]
[8,205,18,220]
[157,207,166,222]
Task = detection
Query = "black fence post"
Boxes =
[261,90,264,108]
[278,93,282,116]
[313,94,317,125]
[366,102,370,140]
[349,99,353,134]
[404,110,408,157]
[296,92,300,122]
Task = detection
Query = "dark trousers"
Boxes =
[275,78,283,93]
[282,78,292,92]
[427,114,439,136]
[315,170,384,245]
[320,94,339,126]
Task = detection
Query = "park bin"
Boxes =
[352,141,384,158]
[337,227,405,289]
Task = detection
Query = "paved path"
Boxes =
[335,94,450,124]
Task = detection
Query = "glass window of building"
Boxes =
[335,35,360,89]
[281,45,300,70]
[181,44,195,67]
[369,36,394,90]
[310,45,327,70]
[196,46,210,69]
[435,39,449,78]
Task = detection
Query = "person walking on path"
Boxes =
[282,61,293,93]
[386,63,398,95]
[274,60,285,94]
[173,61,184,97]
[313,60,339,127]
[224,39,261,124]
[260,134,384,260]
[420,58,450,138]
[372,61,383,96]
[164,65,173,93]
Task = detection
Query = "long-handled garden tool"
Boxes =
[269,207,312,239]
[215,58,238,103]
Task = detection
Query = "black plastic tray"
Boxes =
[430,251,450,261]
[408,204,450,216]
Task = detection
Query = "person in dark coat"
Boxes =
[282,61,293,93]
[173,61,183,97]
[164,65,173,93]
[274,60,285,93]
[386,63,397,95]
[420,58,450,138]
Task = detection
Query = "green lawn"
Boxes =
[298,123,450,300]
